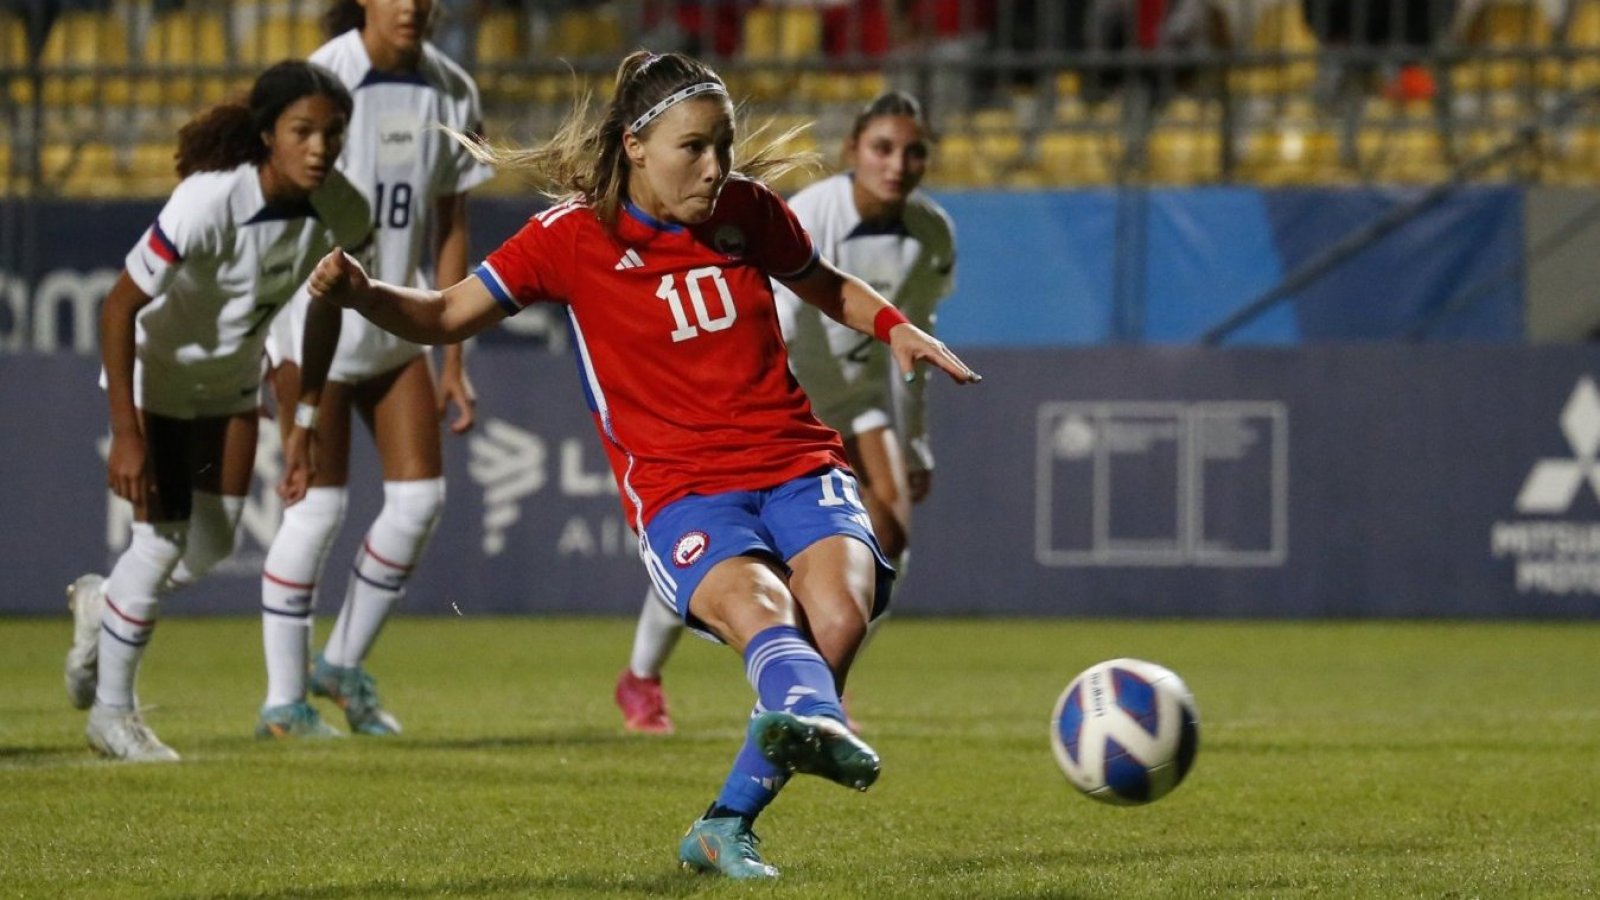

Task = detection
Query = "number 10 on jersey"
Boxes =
[656,266,736,342]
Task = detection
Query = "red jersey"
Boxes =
[476,176,849,530]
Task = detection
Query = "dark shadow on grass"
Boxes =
[176,871,714,899]
[391,731,729,752]
[0,745,95,768]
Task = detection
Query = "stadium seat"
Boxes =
[1451,0,1557,92]
[1543,123,1600,183]
[798,71,888,104]
[536,6,623,58]
[135,11,232,107]
[1561,0,1600,87]
[1357,118,1450,184]
[1,11,24,63]
[41,141,125,197]
[1238,100,1343,185]
[742,5,822,100]
[1146,99,1224,184]
[1227,0,1319,96]
[1034,129,1117,186]
[30,10,132,107]
[475,7,532,102]
[128,140,179,196]
[238,14,324,65]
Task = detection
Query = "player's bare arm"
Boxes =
[781,258,981,386]
[100,272,157,507]
[308,247,503,345]
[433,191,478,434]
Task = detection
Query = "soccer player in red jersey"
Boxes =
[306,50,981,879]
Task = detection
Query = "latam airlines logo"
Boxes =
[1514,376,1600,513]
[1492,376,1600,595]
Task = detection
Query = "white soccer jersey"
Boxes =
[125,163,370,417]
[276,30,494,381]
[774,173,956,472]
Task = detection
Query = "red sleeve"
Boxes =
[476,204,577,314]
[741,180,818,280]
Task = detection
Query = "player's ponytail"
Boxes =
[445,50,814,229]
[175,60,353,177]
[321,0,364,39]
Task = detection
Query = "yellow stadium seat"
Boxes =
[239,14,324,65]
[128,141,179,196]
[1357,122,1449,184]
[742,6,822,100]
[1562,0,1600,86]
[1452,1,1557,92]
[1034,130,1118,186]
[1543,124,1600,183]
[1240,123,1342,185]
[476,7,523,65]
[2,12,25,63]
[41,141,124,198]
[135,11,232,107]
[542,6,623,58]
[32,11,132,107]
[1227,0,1318,96]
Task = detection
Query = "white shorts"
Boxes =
[107,356,262,419]
[270,291,423,384]
[809,392,892,441]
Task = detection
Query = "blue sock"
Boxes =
[712,709,789,818]
[709,626,846,818]
[743,624,846,722]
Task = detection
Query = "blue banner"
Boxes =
[5,346,1599,619]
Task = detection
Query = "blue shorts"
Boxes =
[639,467,894,636]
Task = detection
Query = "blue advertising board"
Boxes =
[5,346,1599,619]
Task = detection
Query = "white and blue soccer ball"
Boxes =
[1050,658,1200,805]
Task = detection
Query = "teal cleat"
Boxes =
[678,815,779,880]
[750,710,880,791]
[309,656,401,736]
[256,701,344,740]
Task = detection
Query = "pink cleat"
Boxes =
[614,669,674,734]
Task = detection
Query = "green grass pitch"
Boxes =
[1,616,1597,898]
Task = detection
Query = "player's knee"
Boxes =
[380,477,445,538]
[278,485,348,546]
[128,520,188,571]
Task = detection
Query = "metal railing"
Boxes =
[5,0,1600,197]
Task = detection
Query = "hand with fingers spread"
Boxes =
[886,322,982,386]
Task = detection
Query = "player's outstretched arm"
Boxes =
[308,247,503,345]
[781,258,982,386]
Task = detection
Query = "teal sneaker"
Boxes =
[309,656,401,736]
[256,701,344,740]
[678,815,779,880]
[750,710,880,791]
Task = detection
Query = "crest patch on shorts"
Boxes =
[673,531,710,567]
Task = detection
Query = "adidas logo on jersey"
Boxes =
[614,248,644,270]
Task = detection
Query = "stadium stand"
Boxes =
[6,0,1600,196]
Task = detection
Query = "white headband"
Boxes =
[627,82,728,134]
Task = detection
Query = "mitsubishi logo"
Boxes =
[1515,376,1600,514]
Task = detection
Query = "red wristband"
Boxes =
[873,306,910,344]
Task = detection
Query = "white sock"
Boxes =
[262,487,347,708]
[628,586,684,679]
[164,492,243,591]
[322,478,444,667]
[98,521,185,711]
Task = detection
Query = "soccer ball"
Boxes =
[1050,658,1199,805]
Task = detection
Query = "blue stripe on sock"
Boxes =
[101,621,151,647]
[742,625,844,722]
